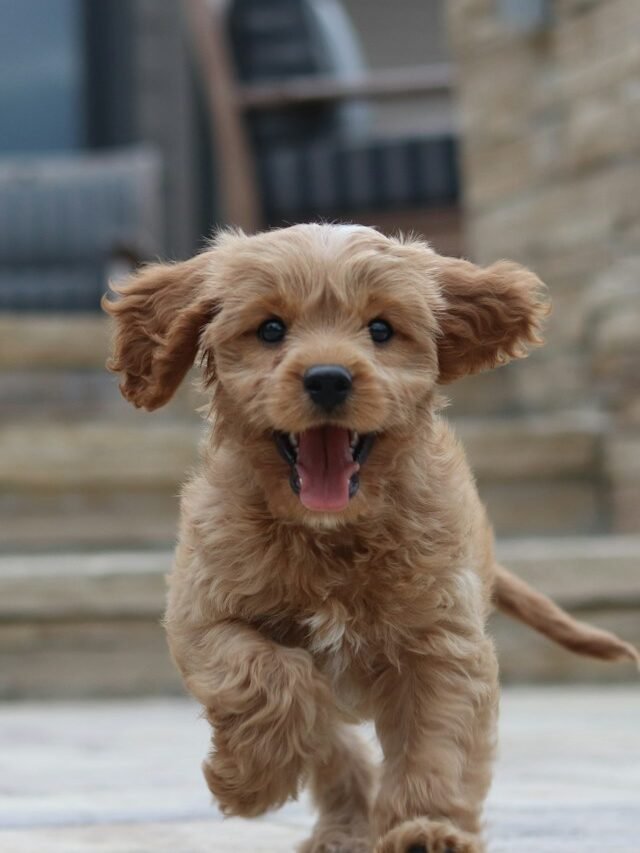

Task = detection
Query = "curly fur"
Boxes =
[104,223,637,853]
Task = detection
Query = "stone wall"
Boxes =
[447,0,640,532]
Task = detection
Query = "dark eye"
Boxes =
[368,318,394,344]
[258,317,287,344]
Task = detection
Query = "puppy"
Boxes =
[104,224,638,853]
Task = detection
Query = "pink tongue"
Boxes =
[296,426,358,512]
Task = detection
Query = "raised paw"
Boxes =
[203,740,300,818]
[202,647,334,817]
[374,818,481,853]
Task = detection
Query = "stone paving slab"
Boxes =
[0,687,638,852]
[0,821,304,853]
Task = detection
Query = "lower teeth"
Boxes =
[290,469,301,495]
[349,473,360,498]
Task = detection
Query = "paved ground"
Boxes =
[0,687,638,852]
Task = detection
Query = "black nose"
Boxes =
[303,364,353,411]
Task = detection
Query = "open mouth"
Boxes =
[274,427,375,512]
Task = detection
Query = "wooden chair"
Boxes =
[183,0,461,254]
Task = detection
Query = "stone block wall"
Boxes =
[447,0,640,531]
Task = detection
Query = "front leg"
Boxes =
[168,619,335,817]
[372,630,498,853]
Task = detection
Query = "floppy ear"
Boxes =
[434,256,550,384]
[102,252,217,410]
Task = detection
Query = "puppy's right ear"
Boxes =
[102,252,217,411]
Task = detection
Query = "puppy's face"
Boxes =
[202,226,442,522]
[104,224,548,525]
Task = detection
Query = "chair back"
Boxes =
[0,147,162,311]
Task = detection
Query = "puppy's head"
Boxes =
[103,224,548,524]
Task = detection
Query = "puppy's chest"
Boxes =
[302,605,364,659]
[290,551,425,670]
[297,595,401,678]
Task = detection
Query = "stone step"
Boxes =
[0,368,204,422]
[0,314,109,371]
[0,412,607,547]
[0,314,203,421]
[1,413,603,488]
[0,422,201,490]
[0,536,638,698]
[465,410,606,536]
[456,411,604,480]
[0,490,181,551]
[0,315,598,425]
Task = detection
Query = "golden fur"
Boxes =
[103,223,638,853]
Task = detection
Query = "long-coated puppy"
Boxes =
[104,223,638,853]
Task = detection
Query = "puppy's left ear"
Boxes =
[102,251,218,410]
[434,256,550,384]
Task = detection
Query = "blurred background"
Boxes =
[1,0,639,700]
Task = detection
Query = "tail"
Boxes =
[493,563,640,665]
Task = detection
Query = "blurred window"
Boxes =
[0,0,86,152]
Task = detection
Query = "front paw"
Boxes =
[203,743,300,817]
[374,818,481,853]
[203,649,334,816]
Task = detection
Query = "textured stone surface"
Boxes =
[0,412,609,549]
[0,490,181,550]
[0,620,182,700]
[0,688,638,851]
[2,414,602,488]
[605,434,640,483]
[0,422,201,489]
[0,315,109,369]
[0,551,170,619]
[457,412,603,480]
[5,538,638,620]
[493,608,640,683]
[0,315,205,422]
[497,535,640,603]
[479,480,602,537]
[0,368,204,421]
[447,0,640,420]
[609,482,640,534]
[447,0,640,538]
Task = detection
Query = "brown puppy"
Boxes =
[104,224,638,853]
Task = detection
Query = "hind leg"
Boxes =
[300,723,375,853]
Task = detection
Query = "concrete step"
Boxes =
[0,312,609,427]
[0,422,201,490]
[0,368,204,421]
[0,314,610,540]
[0,313,203,421]
[0,537,638,698]
[458,411,607,536]
[0,419,200,549]
[0,312,517,419]
[0,314,109,371]
[0,412,607,547]
[1,414,602,488]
